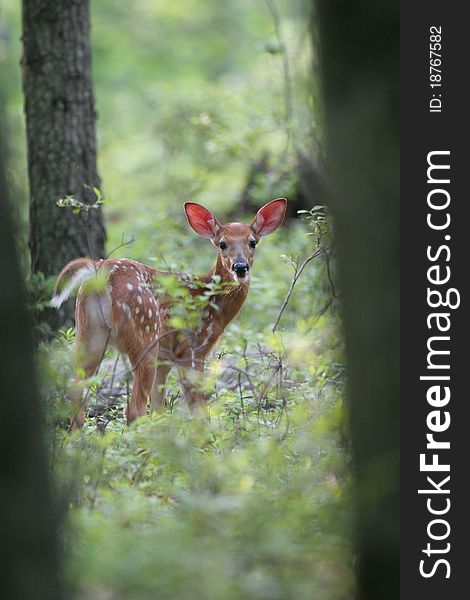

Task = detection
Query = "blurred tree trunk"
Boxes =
[0,112,62,598]
[315,1,399,599]
[21,0,105,326]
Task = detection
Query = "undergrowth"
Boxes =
[39,213,354,600]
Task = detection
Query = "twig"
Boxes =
[104,234,136,261]
[223,364,258,403]
[272,245,329,331]
[324,246,337,298]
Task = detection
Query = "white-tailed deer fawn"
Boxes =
[51,198,287,429]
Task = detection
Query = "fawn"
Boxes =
[51,198,287,429]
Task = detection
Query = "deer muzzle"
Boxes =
[232,261,250,279]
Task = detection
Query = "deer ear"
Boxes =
[251,198,287,237]
[184,202,221,239]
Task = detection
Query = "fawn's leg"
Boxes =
[150,363,171,413]
[71,299,109,430]
[127,356,156,424]
[177,361,206,410]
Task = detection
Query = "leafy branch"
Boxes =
[273,245,329,332]
[56,187,106,214]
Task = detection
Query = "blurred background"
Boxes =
[2,0,325,276]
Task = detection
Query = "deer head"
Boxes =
[184,198,287,283]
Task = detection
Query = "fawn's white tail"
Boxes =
[50,258,96,309]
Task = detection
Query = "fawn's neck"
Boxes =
[206,254,250,328]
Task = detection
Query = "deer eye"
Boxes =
[219,241,227,250]
[249,240,257,249]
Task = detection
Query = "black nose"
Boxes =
[232,261,250,276]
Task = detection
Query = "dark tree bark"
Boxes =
[0,109,62,598]
[315,1,399,599]
[21,0,106,324]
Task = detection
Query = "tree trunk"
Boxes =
[21,0,106,326]
[315,1,399,599]
[0,108,62,599]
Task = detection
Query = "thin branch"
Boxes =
[222,364,258,403]
[272,245,329,332]
[104,234,136,261]
[324,245,337,298]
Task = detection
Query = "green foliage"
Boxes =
[3,0,350,596]
[152,272,224,332]
[38,208,352,599]
[26,271,55,313]
[23,271,56,339]
[56,187,106,214]
[51,378,352,600]
[298,205,332,246]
